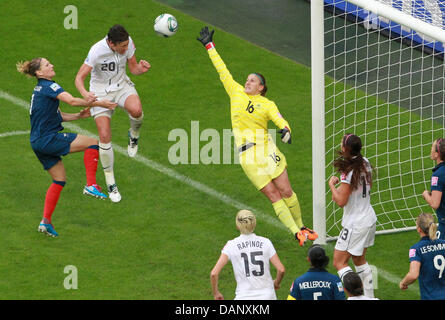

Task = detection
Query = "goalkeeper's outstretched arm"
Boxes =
[197,26,243,97]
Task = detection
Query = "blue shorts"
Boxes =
[31,132,77,170]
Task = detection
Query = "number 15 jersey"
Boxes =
[222,233,276,299]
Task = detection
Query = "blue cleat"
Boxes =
[38,223,59,237]
[83,185,108,199]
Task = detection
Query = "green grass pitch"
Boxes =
[0,0,422,299]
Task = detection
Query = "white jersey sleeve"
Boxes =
[84,43,99,67]
[126,37,136,59]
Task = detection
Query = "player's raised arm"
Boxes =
[127,55,151,75]
[328,175,351,208]
[197,26,243,97]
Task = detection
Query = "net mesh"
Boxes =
[323,0,445,240]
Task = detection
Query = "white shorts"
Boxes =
[335,223,376,256]
[90,80,138,119]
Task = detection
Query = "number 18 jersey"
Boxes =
[221,233,276,299]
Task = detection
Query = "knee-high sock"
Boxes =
[283,192,304,229]
[355,262,374,298]
[84,145,99,186]
[43,180,65,223]
[272,199,300,234]
[99,142,115,186]
[129,112,144,138]
[337,266,353,281]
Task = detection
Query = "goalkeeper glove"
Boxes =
[279,127,291,144]
[197,26,215,49]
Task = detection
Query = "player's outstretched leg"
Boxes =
[125,95,144,158]
[127,129,139,158]
[83,145,107,199]
[99,141,121,203]
[283,192,319,241]
[38,180,65,237]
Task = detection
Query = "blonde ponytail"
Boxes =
[16,58,42,78]
[417,213,438,240]
[429,222,438,240]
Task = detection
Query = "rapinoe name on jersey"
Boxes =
[237,240,264,251]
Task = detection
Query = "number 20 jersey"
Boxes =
[222,233,276,298]
[84,36,136,94]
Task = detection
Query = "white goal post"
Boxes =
[311,0,445,244]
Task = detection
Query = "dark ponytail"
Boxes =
[333,134,372,190]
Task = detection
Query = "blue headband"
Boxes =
[252,73,264,85]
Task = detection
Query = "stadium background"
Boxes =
[0,0,421,299]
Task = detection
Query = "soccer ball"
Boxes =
[154,13,178,37]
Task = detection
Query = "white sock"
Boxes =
[355,262,374,298]
[129,112,143,138]
[99,142,115,186]
[337,266,353,281]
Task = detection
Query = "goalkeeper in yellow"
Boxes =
[197,27,317,246]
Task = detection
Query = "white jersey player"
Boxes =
[75,24,150,202]
[328,133,377,299]
[210,210,285,300]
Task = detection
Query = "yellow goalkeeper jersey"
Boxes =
[208,48,290,149]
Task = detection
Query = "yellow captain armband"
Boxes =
[287,295,296,300]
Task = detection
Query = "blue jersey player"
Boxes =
[17,57,116,237]
[400,213,445,300]
[287,245,346,300]
[423,138,445,239]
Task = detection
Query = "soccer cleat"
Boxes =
[127,130,139,158]
[108,184,122,203]
[83,185,108,199]
[301,226,318,241]
[295,231,308,247]
[38,223,59,237]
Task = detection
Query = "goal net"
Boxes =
[311,0,445,243]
